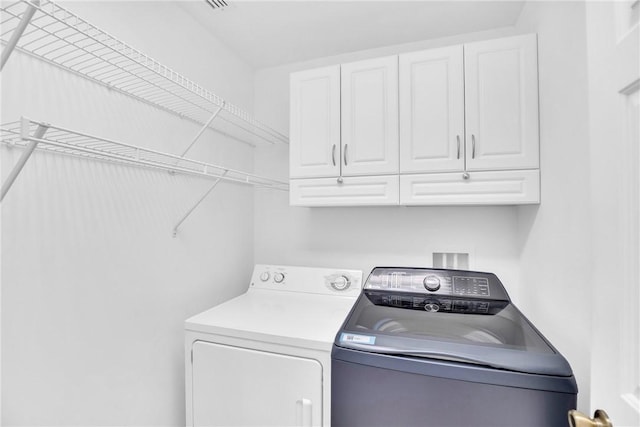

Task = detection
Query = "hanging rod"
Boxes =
[0,0,289,146]
[0,118,289,198]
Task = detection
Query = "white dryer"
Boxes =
[185,264,362,427]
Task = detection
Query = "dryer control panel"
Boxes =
[364,267,510,301]
[249,264,363,297]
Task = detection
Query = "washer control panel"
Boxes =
[250,264,363,296]
[364,267,509,301]
[364,290,509,315]
[452,276,490,297]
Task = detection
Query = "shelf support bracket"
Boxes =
[172,170,228,237]
[0,0,40,71]
[1,119,49,202]
[178,101,226,159]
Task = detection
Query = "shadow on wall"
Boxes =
[300,205,520,262]
[516,204,540,257]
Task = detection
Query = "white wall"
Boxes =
[514,1,593,411]
[1,2,255,425]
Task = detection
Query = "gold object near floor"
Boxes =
[568,409,613,427]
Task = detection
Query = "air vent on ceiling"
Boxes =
[205,0,229,11]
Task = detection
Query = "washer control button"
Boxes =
[259,272,270,282]
[273,272,285,283]
[423,275,441,292]
[330,275,351,291]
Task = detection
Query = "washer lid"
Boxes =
[335,290,574,377]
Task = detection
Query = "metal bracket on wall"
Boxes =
[177,101,226,160]
[172,170,228,238]
[0,0,39,70]
[169,102,229,235]
[0,118,49,202]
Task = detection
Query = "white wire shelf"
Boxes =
[0,118,289,191]
[0,0,289,146]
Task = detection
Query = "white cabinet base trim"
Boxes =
[400,170,540,205]
[290,175,399,206]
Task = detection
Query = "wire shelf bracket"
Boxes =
[172,170,228,238]
[169,102,230,236]
[0,120,49,202]
[0,118,288,225]
[0,0,38,70]
[179,101,226,160]
[0,0,289,146]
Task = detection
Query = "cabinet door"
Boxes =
[464,34,539,171]
[290,66,341,178]
[399,45,464,173]
[341,56,399,176]
[192,341,323,427]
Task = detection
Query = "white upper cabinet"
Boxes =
[341,56,399,176]
[290,65,341,179]
[464,34,539,171]
[289,34,540,206]
[399,45,465,173]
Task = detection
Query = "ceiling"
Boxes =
[180,1,526,69]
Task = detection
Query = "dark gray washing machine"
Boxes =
[332,267,577,427]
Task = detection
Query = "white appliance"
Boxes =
[185,264,363,427]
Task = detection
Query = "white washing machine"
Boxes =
[185,264,363,427]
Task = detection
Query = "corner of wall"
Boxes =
[513,0,593,412]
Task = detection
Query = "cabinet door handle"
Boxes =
[456,135,461,159]
[471,134,476,159]
[343,144,348,166]
[332,144,336,166]
[296,398,312,427]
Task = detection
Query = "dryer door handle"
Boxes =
[295,398,312,427]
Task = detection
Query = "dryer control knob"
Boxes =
[331,275,351,291]
[259,272,270,282]
[273,272,285,283]
[423,275,441,292]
